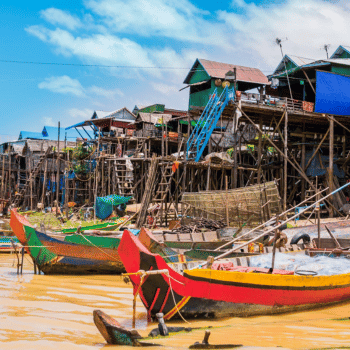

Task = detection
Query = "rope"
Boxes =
[124,269,189,323]
[166,274,190,324]
[76,233,122,262]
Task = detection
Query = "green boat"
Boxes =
[64,234,121,249]
[59,222,120,234]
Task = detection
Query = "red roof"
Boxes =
[198,59,269,85]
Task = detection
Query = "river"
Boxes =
[0,254,350,350]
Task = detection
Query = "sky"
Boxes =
[1,0,349,141]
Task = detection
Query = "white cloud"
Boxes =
[67,108,94,119]
[84,0,226,47]
[38,76,86,97]
[151,82,178,95]
[88,86,124,99]
[217,0,350,68]
[38,75,126,102]
[43,117,56,126]
[40,8,82,30]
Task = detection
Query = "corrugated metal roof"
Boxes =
[197,59,269,85]
[330,45,350,59]
[137,113,172,124]
[42,126,91,141]
[18,131,47,140]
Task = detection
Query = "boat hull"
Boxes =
[24,225,125,275]
[118,230,350,320]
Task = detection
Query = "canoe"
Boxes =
[118,230,350,320]
[64,234,121,249]
[151,231,231,250]
[93,310,146,346]
[60,222,121,234]
[138,228,194,264]
[22,225,125,275]
[59,216,130,234]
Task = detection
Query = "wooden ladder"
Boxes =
[151,162,175,227]
[114,159,134,198]
[134,138,146,158]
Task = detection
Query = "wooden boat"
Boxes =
[64,234,121,249]
[118,230,350,320]
[140,227,307,263]
[93,309,196,346]
[151,231,231,250]
[59,222,123,234]
[138,228,194,264]
[9,209,32,247]
[22,224,125,275]
[93,310,147,346]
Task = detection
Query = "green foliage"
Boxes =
[72,143,93,161]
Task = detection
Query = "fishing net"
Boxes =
[95,194,132,220]
[250,252,350,276]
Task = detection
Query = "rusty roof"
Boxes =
[184,58,269,85]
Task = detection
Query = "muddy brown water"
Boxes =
[1,254,350,350]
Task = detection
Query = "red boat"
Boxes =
[118,230,350,320]
[9,209,32,251]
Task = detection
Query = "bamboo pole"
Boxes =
[238,106,343,217]
[283,109,288,211]
[199,182,350,267]
[214,186,330,252]
[329,116,334,217]
[56,122,60,216]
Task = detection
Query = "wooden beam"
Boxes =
[304,128,330,171]
[329,116,334,217]
[284,109,288,211]
[302,69,316,94]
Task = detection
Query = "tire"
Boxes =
[290,232,311,245]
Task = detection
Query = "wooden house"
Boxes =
[183,58,269,109]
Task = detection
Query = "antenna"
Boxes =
[323,44,331,59]
[275,37,293,101]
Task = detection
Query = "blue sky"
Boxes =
[1,0,349,140]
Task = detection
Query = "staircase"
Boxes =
[12,146,53,207]
[187,86,235,162]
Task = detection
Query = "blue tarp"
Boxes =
[95,194,132,220]
[315,71,350,115]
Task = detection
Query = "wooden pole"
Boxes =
[270,215,279,273]
[1,155,4,198]
[283,109,288,211]
[198,182,350,267]
[301,132,306,201]
[257,117,262,184]
[225,176,229,227]
[329,116,334,218]
[56,122,60,216]
[238,106,343,217]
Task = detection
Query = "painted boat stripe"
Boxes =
[159,287,171,313]
[184,269,350,289]
[163,296,191,320]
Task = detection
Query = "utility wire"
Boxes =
[0,58,274,73]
